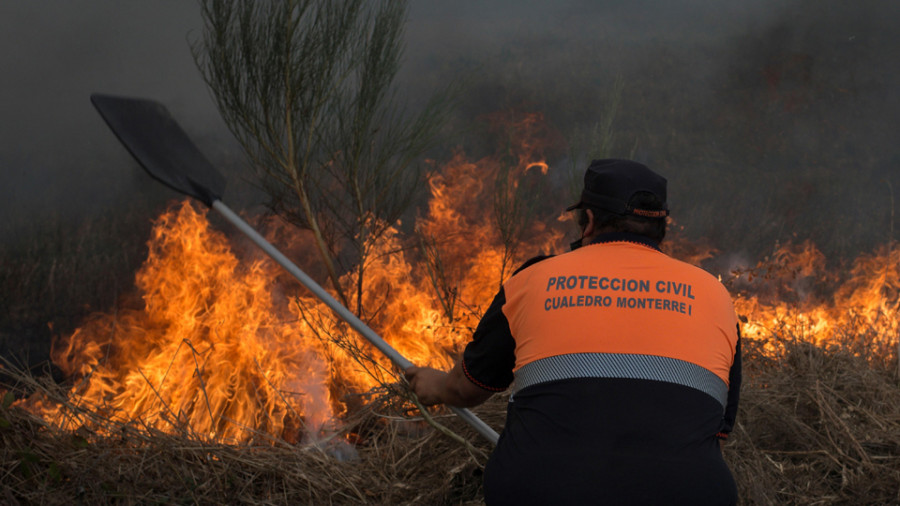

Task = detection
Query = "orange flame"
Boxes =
[732,240,899,362]
[39,203,333,443]
[22,111,899,443]
[24,112,565,443]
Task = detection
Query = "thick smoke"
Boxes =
[0,1,229,237]
[2,0,898,259]
[403,0,900,260]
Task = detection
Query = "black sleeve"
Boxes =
[718,328,742,439]
[460,255,553,392]
[461,287,517,391]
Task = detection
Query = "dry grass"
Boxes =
[0,364,499,505]
[730,337,900,504]
[3,334,900,504]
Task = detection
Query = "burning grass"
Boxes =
[4,223,900,503]
[0,363,499,505]
[2,111,898,502]
[4,232,900,504]
[3,334,900,504]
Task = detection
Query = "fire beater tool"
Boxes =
[90,93,500,446]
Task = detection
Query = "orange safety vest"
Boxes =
[501,239,738,407]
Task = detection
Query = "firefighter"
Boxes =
[405,159,741,505]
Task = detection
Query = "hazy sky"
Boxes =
[2,0,898,257]
[1,2,213,229]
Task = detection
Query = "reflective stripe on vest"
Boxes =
[514,352,728,408]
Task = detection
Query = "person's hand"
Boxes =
[404,366,449,406]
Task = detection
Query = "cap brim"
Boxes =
[565,202,582,212]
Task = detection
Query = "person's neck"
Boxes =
[584,231,661,251]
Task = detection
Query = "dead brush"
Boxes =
[730,335,900,504]
[1,357,499,505]
[4,326,900,504]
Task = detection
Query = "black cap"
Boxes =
[566,159,669,218]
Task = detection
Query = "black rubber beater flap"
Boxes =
[91,93,226,206]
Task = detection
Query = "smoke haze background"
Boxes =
[3,0,899,251]
[1,0,898,333]
[402,0,900,261]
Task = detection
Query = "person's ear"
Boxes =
[583,208,596,237]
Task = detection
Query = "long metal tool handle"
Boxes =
[212,201,500,445]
